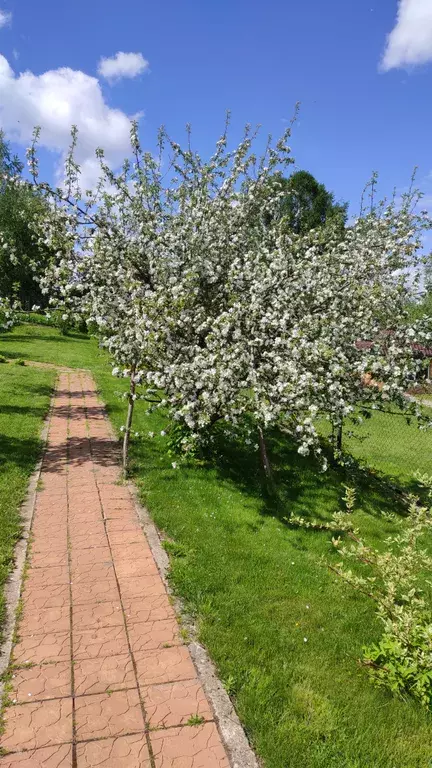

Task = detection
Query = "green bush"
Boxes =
[85,320,99,336]
[49,310,72,335]
[0,355,7,363]
[14,309,90,334]
[14,358,25,366]
[289,484,432,709]
[332,485,432,709]
[364,630,432,707]
[15,311,53,327]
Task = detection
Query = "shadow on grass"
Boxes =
[0,434,44,472]
[0,331,89,344]
[23,384,55,398]
[0,404,49,418]
[0,331,91,361]
[202,424,416,525]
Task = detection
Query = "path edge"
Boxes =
[0,379,55,701]
[127,481,261,768]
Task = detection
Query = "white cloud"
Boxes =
[0,55,135,189]
[0,9,12,28]
[98,51,149,82]
[381,0,432,71]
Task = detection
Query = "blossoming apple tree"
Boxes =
[27,119,432,472]
[0,230,19,331]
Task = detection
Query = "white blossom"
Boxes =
[25,118,432,466]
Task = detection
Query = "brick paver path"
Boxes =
[1,372,230,767]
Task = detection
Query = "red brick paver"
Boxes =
[1,372,229,767]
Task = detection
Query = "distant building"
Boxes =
[412,344,432,380]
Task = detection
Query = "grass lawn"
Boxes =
[0,360,55,639]
[2,324,432,767]
[320,408,432,486]
[0,323,98,370]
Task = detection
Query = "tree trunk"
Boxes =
[122,372,136,474]
[336,423,343,452]
[258,426,273,480]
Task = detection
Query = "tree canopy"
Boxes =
[264,169,348,235]
[26,121,431,470]
[0,132,54,309]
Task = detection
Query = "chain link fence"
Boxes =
[337,403,432,485]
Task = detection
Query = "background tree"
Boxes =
[263,169,347,235]
[0,132,54,309]
[409,291,432,321]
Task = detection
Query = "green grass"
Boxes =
[0,360,55,638]
[320,408,432,487]
[2,323,432,767]
[0,323,101,370]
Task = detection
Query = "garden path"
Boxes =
[1,370,229,767]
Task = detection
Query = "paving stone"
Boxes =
[1,698,73,751]
[73,600,124,631]
[32,510,68,526]
[69,523,106,541]
[19,605,70,635]
[134,647,197,686]
[73,625,129,659]
[150,723,230,767]
[68,496,101,508]
[70,562,115,584]
[75,689,144,741]
[76,735,151,767]
[106,530,145,547]
[122,595,175,625]
[13,631,71,665]
[29,550,69,569]
[99,488,132,502]
[69,533,108,551]
[105,520,141,535]
[101,500,137,515]
[117,575,166,600]
[74,654,136,696]
[109,541,154,562]
[21,583,70,611]
[0,744,72,767]
[68,512,104,526]
[71,578,119,605]
[68,501,103,514]
[143,680,213,728]
[24,566,70,589]
[70,547,112,568]
[10,662,71,703]
[33,495,68,509]
[113,557,158,579]
[30,536,68,555]
[128,619,181,653]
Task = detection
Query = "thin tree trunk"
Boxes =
[336,423,343,452]
[258,426,273,480]
[122,371,136,474]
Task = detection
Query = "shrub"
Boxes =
[14,358,25,366]
[0,355,6,363]
[288,484,432,709]
[49,309,72,335]
[15,311,53,327]
[331,484,432,709]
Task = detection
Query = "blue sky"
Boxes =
[0,0,431,216]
